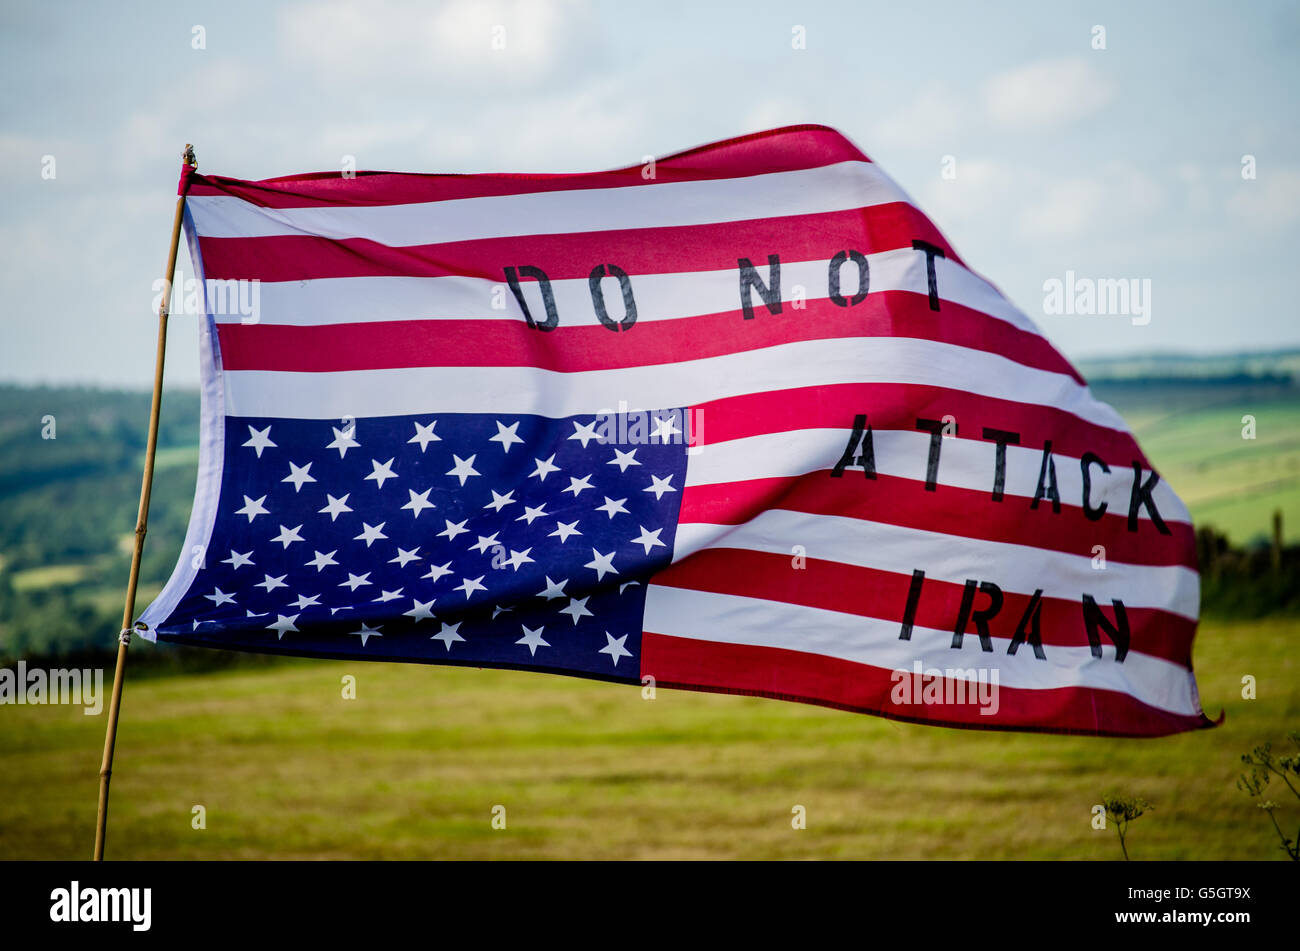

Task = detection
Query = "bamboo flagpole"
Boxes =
[93,144,198,861]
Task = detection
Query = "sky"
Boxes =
[1,0,1297,388]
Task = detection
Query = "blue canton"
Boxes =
[152,411,690,683]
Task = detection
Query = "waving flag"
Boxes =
[140,125,1214,736]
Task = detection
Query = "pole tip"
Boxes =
[183,144,197,169]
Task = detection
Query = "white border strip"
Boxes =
[188,160,908,244]
[214,249,1033,337]
[137,206,229,638]
[683,428,1192,527]
[218,335,1130,433]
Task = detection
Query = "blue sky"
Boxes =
[2,0,1297,387]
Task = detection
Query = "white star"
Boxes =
[340,572,372,591]
[516,503,548,524]
[492,604,513,619]
[530,454,560,481]
[305,549,338,572]
[644,473,677,500]
[584,548,618,581]
[438,519,469,541]
[221,550,254,570]
[372,589,403,603]
[354,522,388,547]
[402,487,435,518]
[243,425,276,457]
[569,419,602,448]
[516,624,551,656]
[599,632,633,667]
[446,454,480,486]
[271,524,304,548]
[389,546,421,567]
[631,525,666,554]
[454,576,486,599]
[326,424,360,458]
[319,493,353,521]
[649,415,682,443]
[256,573,288,593]
[431,621,464,651]
[404,599,436,622]
[484,489,516,512]
[538,576,568,600]
[619,580,642,594]
[595,496,629,519]
[282,461,317,492]
[559,596,593,625]
[469,533,500,555]
[490,420,525,453]
[564,474,594,497]
[422,561,453,582]
[266,614,300,639]
[408,420,441,451]
[204,587,236,606]
[608,447,641,472]
[351,623,382,646]
[365,457,398,489]
[235,494,269,522]
[505,548,534,571]
[550,520,582,543]
[291,594,321,610]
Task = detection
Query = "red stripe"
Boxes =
[679,471,1195,567]
[651,548,1196,668]
[195,202,963,282]
[216,290,1068,378]
[693,382,1143,467]
[185,124,872,207]
[640,632,1213,737]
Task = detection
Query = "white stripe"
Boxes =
[215,248,1037,338]
[189,161,908,244]
[644,586,1201,717]
[670,509,1199,619]
[220,335,1129,433]
[683,428,1192,527]
[139,214,229,637]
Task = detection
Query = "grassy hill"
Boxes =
[1,615,1294,859]
[0,385,199,659]
[1089,378,1300,548]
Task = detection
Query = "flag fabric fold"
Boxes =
[139,124,1214,737]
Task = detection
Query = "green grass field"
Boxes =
[1,616,1296,860]
[1094,382,1300,546]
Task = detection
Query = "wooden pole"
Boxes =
[93,144,197,861]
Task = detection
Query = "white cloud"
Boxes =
[921,158,1019,229]
[984,57,1117,128]
[1020,163,1164,239]
[415,84,648,171]
[742,95,816,135]
[1226,167,1300,230]
[277,0,593,87]
[872,82,970,149]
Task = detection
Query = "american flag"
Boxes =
[140,125,1215,737]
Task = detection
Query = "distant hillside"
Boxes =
[1076,347,1300,384]
[0,385,200,660]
